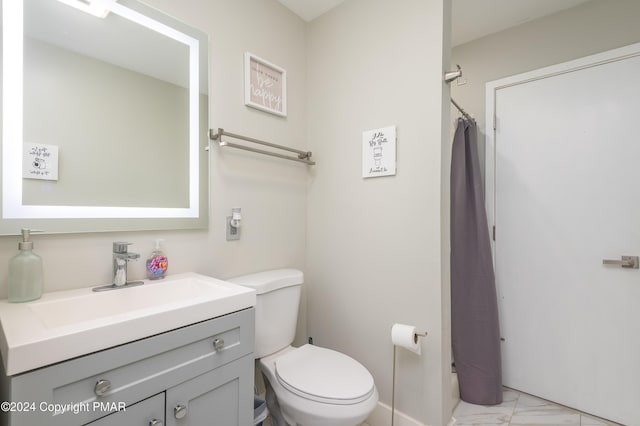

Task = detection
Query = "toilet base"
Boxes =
[263,374,293,426]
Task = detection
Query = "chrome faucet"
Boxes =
[112,242,140,286]
[93,242,144,292]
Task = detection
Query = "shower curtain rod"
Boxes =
[451,98,473,121]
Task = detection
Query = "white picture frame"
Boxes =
[244,52,287,117]
[23,143,59,181]
[362,126,397,178]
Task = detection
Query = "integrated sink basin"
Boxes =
[30,275,236,329]
[0,273,255,376]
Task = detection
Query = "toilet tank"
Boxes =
[228,269,303,359]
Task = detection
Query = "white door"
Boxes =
[486,44,640,424]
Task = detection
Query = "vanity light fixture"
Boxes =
[56,0,116,18]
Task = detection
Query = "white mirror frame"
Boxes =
[2,0,200,219]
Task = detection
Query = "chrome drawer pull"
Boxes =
[213,338,225,351]
[94,379,111,397]
[149,420,163,426]
[174,404,187,419]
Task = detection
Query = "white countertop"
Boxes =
[0,273,255,376]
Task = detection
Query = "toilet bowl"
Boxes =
[229,269,378,426]
[260,345,378,426]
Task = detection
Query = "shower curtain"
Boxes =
[450,117,502,405]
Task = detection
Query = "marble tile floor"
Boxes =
[263,388,619,426]
[453,388,623,426]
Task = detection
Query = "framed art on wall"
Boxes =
[244,52,287,117]
[362,125,396,178]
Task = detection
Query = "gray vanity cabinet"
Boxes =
[0,308,254,426]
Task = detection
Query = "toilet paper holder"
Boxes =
[391,323,427,352]
[391,326,427,426]
[407,330,427,343]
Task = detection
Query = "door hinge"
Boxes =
[493,225,496,241]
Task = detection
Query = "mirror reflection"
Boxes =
[1,0,209,234]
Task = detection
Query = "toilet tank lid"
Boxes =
[227,269,303,294]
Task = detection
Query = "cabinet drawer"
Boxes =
[85,393,164,426]
[54,319,242,403]
[6,308,254,426]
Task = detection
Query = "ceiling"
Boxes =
[277,0,347,22]
[278,0,592,46]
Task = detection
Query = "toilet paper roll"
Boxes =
[391,323,421,355]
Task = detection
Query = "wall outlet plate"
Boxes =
[226,216,240,241]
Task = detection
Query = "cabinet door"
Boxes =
[85,393,164,426]
[165,354,253,426]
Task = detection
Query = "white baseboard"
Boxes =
[365,402,456,426]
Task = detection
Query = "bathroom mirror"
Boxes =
[0,0,209,234]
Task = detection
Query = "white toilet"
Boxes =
[229,269,378,426]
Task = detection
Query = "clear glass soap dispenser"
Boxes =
[146,239,168,280]
[8,229,44,303]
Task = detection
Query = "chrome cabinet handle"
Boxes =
[94,379,111,397]
[213,338,225,351]
[174,404,187,419]
[149,420,163,426]
[602,255,639,269]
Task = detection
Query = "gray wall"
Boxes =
[452,0,640,167]
[305,0,452,424]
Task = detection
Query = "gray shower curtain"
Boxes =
[450,118,502,405]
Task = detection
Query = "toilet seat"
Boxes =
[275,344,375,405]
